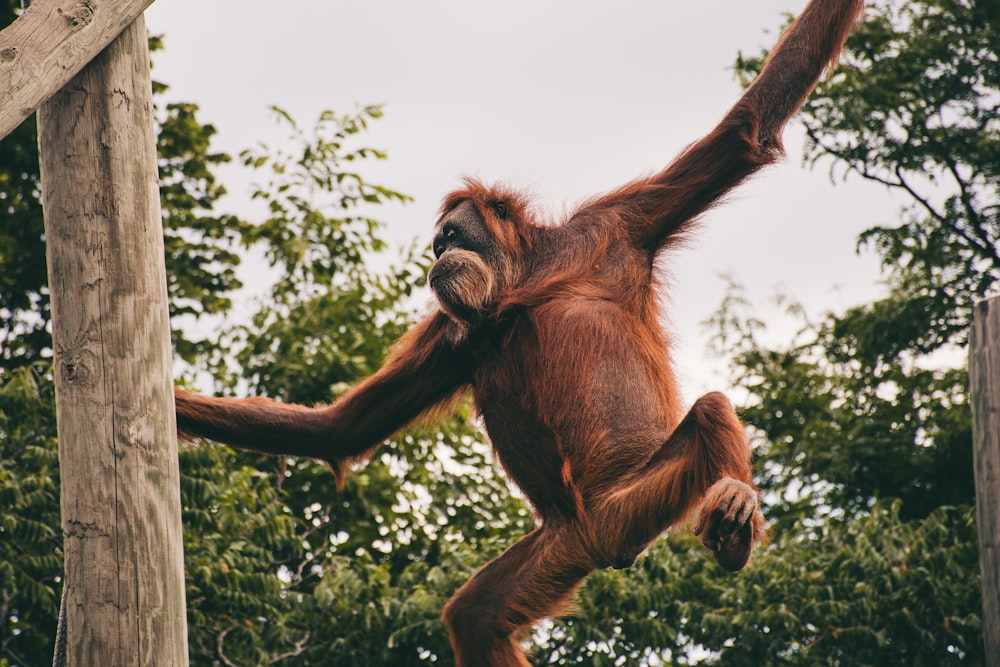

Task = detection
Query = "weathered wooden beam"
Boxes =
[37,14,188,666]
[971,296,1000,667]
[0,0,155,141]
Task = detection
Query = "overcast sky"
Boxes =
[144,0,903,399]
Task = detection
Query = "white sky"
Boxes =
[144,0,904,400]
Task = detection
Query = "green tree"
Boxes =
[157,92,249,364]
[0,107,46,369]
[724,0,996,524]
[699,502,982,666]
[0,365,59,666]
[673,0,993,663]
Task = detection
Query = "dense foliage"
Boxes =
[725,0,996,528]
[0,0,992,664]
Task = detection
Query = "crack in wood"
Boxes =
[64,518,110,539]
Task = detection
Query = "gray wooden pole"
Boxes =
[971,296,1000,666]
[37,15,189,667]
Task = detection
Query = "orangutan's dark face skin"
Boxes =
[428,200,504,322]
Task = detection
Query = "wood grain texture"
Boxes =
[0,0,155,141]
[37,15,188,667]
[971,296,1000,667]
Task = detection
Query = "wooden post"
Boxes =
[37,15,189,667]
[0,0,157,141]
[971,296,1000,666]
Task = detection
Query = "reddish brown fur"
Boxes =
[173,2,864,664]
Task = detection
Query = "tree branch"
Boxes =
[216,626,241,667]
[270,633,312,663]
[935,132,1000,269]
